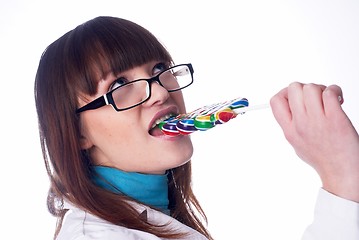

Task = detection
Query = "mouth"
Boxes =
[148,110,178,136]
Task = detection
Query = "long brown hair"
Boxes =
[34,16,212,239]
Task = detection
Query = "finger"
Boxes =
[287,82,306,120]
[323,84,344,117]
[303,83,326,117]
[270,87,292,130]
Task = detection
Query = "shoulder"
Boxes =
[57,202,208,240]
[56,203,161,240]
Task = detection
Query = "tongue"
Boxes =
[149,126,164,136]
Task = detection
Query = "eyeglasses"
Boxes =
[76,63,194,113]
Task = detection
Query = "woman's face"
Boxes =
[78,61,193,174]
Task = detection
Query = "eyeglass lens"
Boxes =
[159,65,191,91]
[112,65,192,110]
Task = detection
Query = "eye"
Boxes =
[152,62,168,76]
[110,77,129,91]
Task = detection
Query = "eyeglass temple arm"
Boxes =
[76,95,108,114]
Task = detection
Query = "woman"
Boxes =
[34,16,359,239]
[35,16,210,240]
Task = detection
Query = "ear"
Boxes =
[80,135,93,150]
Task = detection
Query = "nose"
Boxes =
[142,80,170,107]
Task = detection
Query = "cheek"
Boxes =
[91,112,147,146]
[80,111,133,146]
[92,118,139,142]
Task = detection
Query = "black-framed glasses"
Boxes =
[76,63,194,113]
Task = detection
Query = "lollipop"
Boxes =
[158,97,267,136]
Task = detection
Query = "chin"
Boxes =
[158,145,193,171]
[171,146,193,168]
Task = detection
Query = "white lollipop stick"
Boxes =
[233,103,270,114]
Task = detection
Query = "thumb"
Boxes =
[323,84,344,117]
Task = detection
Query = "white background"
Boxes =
[1,0,358,239]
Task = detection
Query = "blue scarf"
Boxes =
[92,166,169,214]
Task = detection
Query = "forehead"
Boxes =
[70,19,172,96]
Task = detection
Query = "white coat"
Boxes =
[57,201,207,240]
[57,189,359,239]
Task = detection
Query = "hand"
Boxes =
[270,82,359,202]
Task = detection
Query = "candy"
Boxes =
[159,117,180,136]
[176,118,196,135]
[211,108,235,124]
[194,115,214,131]
[159,97,250,136]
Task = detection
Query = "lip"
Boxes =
[152,133,185,141]
[148,105,180,132]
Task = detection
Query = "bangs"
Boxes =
[65,16,172,95]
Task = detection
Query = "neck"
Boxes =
[92,166,169,214]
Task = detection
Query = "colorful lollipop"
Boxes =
[158,97,268,136]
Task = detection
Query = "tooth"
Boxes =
[150,113,175,130]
